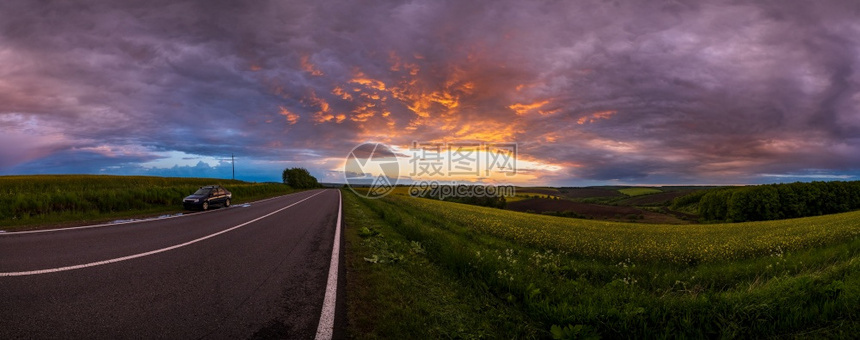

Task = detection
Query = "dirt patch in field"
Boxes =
[557,188,625,199]
[518,187,624,199]
[507,198,688,224]
[616,190,694,206]
[516,187,560,196]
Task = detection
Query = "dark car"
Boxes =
[183,185,232,210]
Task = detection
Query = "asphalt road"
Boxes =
[0,189,345,339]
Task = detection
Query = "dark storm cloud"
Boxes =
[0,0,858,184]
[0,147,160,176]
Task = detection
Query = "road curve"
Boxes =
[0,189,345,339]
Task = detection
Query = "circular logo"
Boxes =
[344,143,401,198]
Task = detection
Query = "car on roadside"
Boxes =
[183,185,232,211]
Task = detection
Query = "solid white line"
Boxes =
[315,189,342,340]
[1,190,309,236]
[0,190,326,277]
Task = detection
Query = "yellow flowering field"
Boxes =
[390,195,860,264]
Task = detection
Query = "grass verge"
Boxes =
[343,189,542,339]
[0,175,297,231]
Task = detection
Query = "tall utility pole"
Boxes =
[232,153,235,180]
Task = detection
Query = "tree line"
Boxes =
[281,167,321,189]
[691,181,860,222]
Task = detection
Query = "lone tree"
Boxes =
[282,167,321,189]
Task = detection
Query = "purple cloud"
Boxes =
[0,0,858,184]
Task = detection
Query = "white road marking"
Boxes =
[109,213,184,225]
[0,190,325,277]
[315,190,342,340]
[3,209,189,235]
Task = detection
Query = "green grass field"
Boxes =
[0,175,296,231]
[345,190,860,338]
[618,187,662,196]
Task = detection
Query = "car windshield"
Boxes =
[193,188,211,195]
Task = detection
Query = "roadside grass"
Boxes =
[0,175,296,231]
[618,187,662,197]
[345,191,860,338]
[343,190,542,339]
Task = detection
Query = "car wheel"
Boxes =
[202,201,209,211]
[225,199,231,208]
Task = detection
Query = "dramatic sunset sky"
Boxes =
[1,0,858,185]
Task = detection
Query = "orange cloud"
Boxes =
[544,133,559,143]
[349,72,387,91]
[350,102,376,122]
[332,86,353,101]
[388,66,472,120]
[302,90,338,123]
[388,51,401,72]
[509,100,549,115]
[577,110,617,124]
[300,55,324,76]
[429,91,459,109]
[389,51,422,75]
[450,120,523,142]
[305,91,330,113]
[317,60,510,144]
[278,106,300,125]
[406,63,420,76]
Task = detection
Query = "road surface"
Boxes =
[0,189,345,339]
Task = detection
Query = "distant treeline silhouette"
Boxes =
[281,167,321,189]
[687,181,860,222]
